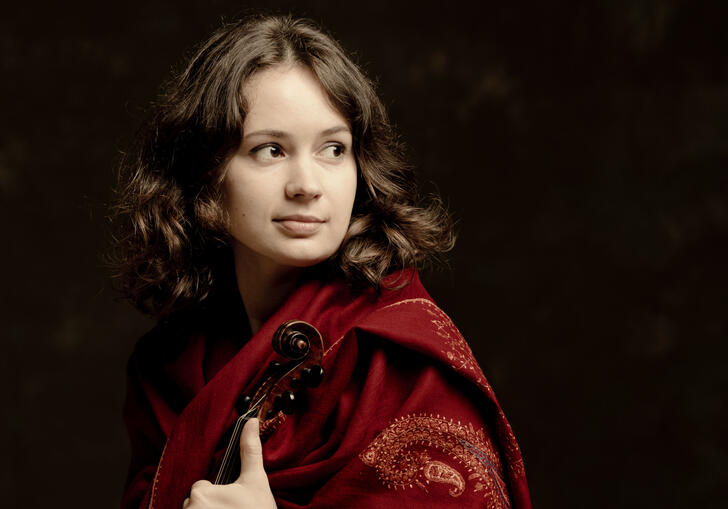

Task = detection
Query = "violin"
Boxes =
[214,320,325,485]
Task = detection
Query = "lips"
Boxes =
[273,215,326,235]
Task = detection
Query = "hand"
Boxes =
[182,418,277,508]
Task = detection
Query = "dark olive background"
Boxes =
[2,1,727,508]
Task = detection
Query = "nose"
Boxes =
[284,157,322,200]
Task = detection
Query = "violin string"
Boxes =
[217,404,259,483]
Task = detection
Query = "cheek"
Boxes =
[223,178,256,229]
[225,171,263,209]
[331,172,358,230]
[337,163,358,201]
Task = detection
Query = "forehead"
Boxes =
[241,64,350,133]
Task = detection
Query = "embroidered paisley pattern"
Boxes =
[375,299,526,487]
[359,414,511,508]
[423,460,465,496]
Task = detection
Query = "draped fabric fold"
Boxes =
[122,272,531,509]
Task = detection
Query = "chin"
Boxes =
[270,237,343,267]
[274,250,334,269]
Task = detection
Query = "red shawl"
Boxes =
[122,272,532,509]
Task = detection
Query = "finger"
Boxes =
[190,480,212,491]
[236,417,266,484]
[186,479,211,506]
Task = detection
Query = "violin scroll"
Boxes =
[272,320,317,360]
[253,320,325,422]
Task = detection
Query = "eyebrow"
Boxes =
[243,125,350,140]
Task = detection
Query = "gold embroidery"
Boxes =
[423,460,465,496]
[149,440,168,509]
[378,299,491,393]
[496,410,526,478]
[323,333,346,358]
[372,300,526,484]
[359,414,511,508]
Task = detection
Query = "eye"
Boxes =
[320,143,346,160]
[251,143,285,162]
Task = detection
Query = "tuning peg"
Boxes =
[267,360,282,374]
[309,365,324,387]
[302,365,324,388]
[235,394,251,414]
[274,391,296,415]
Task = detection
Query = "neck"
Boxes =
[231,245,305,335]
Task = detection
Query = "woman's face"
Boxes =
[223,64,358,274]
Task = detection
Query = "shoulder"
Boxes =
[131,311,202,371]
[126,306,216,407]
[131,292,243,370]
[342,279,529,507]
[332,269,444,329]
[353,271,457,352]
[345,272,499,400]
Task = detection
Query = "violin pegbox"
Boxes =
[215,320,325,485]
[253,320,325,421]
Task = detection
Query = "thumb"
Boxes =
[236,417,266,484]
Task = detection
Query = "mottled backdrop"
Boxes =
[2,1,726,508]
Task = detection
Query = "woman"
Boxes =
[113,15,531,509]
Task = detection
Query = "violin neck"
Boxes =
[214,414,249,485]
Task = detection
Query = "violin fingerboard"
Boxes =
[214,415,248,484]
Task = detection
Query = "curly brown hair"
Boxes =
[111,15,455,316]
